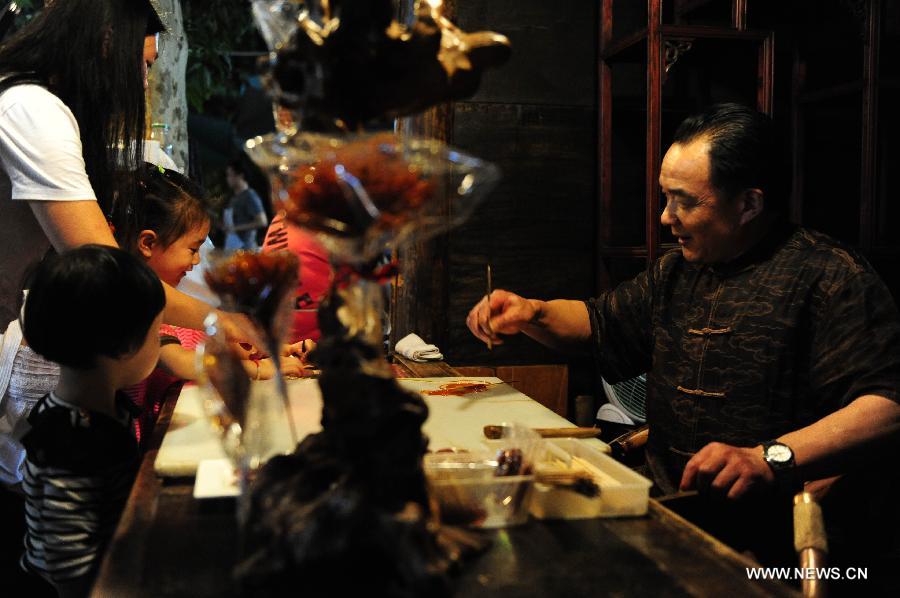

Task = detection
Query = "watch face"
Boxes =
[766,444,792,463]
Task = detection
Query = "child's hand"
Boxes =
[279,355,308,379]
[234,342,269,361]
[216,310,264,347]
[283,339,316,362]
[232,342,253,360]
[245,357,276,380]
[238,338,318,381]
[243,355,313,380]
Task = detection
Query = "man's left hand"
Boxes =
[679,442,774,500]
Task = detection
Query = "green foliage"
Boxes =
[7,0,39,22]
[11,0,39,11]
[183,0,263,113]
[11,1,262,115]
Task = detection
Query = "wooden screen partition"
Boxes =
[598,0,900,298]
[598,0,774,291]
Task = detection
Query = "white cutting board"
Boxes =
[407,377,605,453]
[155,377,607,478]
[154,379,324,477]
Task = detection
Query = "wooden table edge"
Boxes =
[393,355,459,378]
[90,391,179,597]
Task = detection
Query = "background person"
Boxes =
[223,159,268,250]
[260,211,332,343]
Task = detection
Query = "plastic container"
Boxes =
[424,452,534,528]
[529,439,652,519]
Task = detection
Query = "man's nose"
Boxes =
[660,200,676,226]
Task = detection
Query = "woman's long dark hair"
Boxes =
[0,0,164,214]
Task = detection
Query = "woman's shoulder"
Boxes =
[0,84,77,137]
[0,83,67,113]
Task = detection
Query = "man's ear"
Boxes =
[739,188,764,225]
[137,230,158,259]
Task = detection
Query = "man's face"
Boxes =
[142,34,159,90]
[659,137,744,264]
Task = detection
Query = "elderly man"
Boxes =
[468,104,900,572]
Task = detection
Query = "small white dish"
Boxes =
[193,458,240,499]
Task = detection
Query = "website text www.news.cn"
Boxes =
[746,567,868,581]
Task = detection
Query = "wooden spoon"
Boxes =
[483,425,601,440]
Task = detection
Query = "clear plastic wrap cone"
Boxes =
[195,249,300,490]
[245,130,500,265]
[250,0,302,52]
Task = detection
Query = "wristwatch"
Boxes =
[762,440,796,477]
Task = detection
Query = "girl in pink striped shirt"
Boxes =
[112,164,308,444]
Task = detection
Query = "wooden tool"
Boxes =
[485,262,493,351]
[608,424,649,460]
[534,470,600,497]
[483,425,601,440]
[794,492,828,598]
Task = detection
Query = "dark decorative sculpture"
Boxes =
[261,0,511,130]
[233,2,510,595]
[236,287,453,595]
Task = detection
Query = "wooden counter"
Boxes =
[92,361,796,597]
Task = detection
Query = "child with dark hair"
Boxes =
[113,163,212,293]
[19,245,165,597]
[110,164,309,439]
[110,162,212,443]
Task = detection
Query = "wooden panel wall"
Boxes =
[443,0,599,369]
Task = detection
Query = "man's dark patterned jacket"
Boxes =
[586,222,900,493]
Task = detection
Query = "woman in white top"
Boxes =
[0,5,255,592]
[0,0,248,336]
[0,1,250,484]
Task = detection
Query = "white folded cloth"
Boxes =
[395,333,443,362]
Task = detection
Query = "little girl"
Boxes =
[20,245,166,597]
[111,164,309,443]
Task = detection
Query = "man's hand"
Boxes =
[465,289,541,346]
[679,442,774,500]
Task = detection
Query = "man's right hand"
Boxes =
[466,289,542,347]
